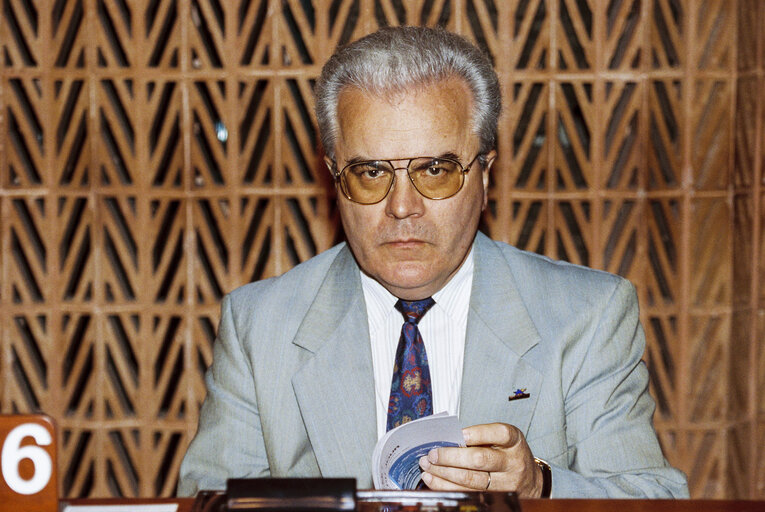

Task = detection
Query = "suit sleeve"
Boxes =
[549,278,689,498]
[177,294,271,496]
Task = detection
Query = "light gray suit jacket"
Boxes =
[178,233,688,498]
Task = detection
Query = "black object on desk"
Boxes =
[227,478,356,511]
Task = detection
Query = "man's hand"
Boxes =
[418,423,543,497]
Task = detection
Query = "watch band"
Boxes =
[533,457,552,498]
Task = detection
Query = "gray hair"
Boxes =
[315,26,502,160]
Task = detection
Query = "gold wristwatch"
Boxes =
[533,457,552,498]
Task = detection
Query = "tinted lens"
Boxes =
[343,161,394,204]
[408,158,464,199]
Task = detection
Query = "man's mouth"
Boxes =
[384,239,425,248]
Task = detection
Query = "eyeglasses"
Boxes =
[331,154,483,205]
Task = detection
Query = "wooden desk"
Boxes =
[521,499,763,512]
[60,498,765,512]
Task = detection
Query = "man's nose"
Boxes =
[385,168,425,219]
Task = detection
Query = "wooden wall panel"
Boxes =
[0,0,762,499]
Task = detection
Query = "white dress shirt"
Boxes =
[361,248,474,439]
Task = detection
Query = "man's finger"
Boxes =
[462,422,522,447]
[420,456,491,489]
[427,445,504,471]
[421,472,473,492]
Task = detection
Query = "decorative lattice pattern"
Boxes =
[0,0,763,499]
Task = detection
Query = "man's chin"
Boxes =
[374,270,442,300]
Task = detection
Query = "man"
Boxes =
[178,26,688,498]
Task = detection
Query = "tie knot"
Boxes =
[395,297,435,324]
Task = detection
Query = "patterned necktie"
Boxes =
[386,297,436,431]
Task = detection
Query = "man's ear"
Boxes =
[323,156,335,175]
[481,149,497,210]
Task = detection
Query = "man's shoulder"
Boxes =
[476,235,635,338]
[228,243,348,309]
[482,236,625,294]
[477,235,641,361]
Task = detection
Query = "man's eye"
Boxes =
[364,169,385,178]
[352,165,387,179]
[425,165,448,176]
[414,159,455,177]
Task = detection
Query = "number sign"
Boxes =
[0,415,57,512]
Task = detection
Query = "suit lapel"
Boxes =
[291,247,377,484]
[459,234,543,437]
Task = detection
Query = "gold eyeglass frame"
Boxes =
[330,154,484,205]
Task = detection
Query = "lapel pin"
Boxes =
[508,388,530,401]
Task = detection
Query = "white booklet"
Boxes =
[372,413,466,490]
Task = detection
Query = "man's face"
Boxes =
[330,78,495,300]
